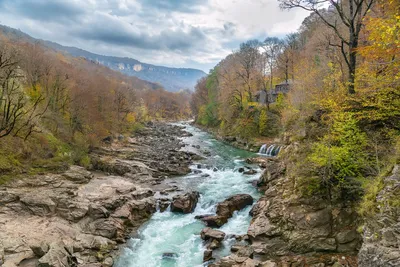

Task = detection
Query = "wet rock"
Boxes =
[199,194,253,227]
[200,228,226,242]
[170,191,200,214]
[162,252,178,259]
[243,169,257,175]
[215,194,253,220]
[204,249,213,262]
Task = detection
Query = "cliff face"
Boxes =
[211,155,399,267]
[249,158,361,266]
[358,165,400,267]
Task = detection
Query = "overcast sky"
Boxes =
[0,0,310,72]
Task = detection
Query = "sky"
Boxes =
[0,0,310,72]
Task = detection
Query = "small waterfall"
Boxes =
[259,144,267,154]
[266,145,275,156]
[259,144,282,156]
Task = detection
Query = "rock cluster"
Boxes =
[210,157,361,267]
[0,123,197,267]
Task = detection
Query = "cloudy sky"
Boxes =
[0,0,310,72]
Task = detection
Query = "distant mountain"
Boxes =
[0,25,206,92]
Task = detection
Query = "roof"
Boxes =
[275,79,293,86]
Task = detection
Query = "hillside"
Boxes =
[0,25,206,92]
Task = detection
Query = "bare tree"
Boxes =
[0,44,46,140]
[279,0,375,94]
[236,40,262,103]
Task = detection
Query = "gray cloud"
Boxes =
[74,19,208,52]
[0,0,310,71]
[0,0,85,22]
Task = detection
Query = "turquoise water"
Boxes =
[116,123,261,267]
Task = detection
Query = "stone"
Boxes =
[38,241,77,267]
[162,252,178,259]
[20,194,56,216]
[236,246,254,258]
[200,228,226,242]
[243,169,257,175]
[62,166,93,184]
[103,257,113,267]
[30,242,49,257]
[170,191,200,213]
[204,249,213,262]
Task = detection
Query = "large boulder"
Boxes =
[170,191,200,213]
[199,194,254,227]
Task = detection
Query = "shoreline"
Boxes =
[0,122,198,267]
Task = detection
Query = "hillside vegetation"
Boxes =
[0,25,206,92]
[0,33,191,181]
[191,0,399,205]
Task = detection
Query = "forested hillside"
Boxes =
[0,25,206,92]
[0,33,191,180]
[191,0,399,203]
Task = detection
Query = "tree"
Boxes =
[236,40,262,103]
[279,0,375,94]
[0,44,45,140]
[260,37,284,105]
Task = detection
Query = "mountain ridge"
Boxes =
[0,24,206,92]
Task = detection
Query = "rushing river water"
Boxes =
[116,123,261,267]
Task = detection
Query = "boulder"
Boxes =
[198,194,254,227]
[170,191,200,213]
[200,228,226,242]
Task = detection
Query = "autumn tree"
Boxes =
[279,0,375,94]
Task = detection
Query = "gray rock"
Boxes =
[170,191,200,214]
[200,228,226,242]
[38,241,77,267]
[30,242,49,257]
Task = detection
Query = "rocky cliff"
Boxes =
[210,155,361,267]
[358,165,400,267]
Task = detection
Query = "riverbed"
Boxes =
[115,123,261,267]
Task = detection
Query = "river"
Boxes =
[115,123,261,267]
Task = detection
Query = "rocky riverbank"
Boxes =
[208,155,400,267]
[208,154,359,267]
[0,122,199,267]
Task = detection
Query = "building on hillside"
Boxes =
[270,79,292,102]
[253,79,293,105]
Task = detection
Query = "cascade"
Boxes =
[259,144,267,154]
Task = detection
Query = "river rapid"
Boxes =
[116,123,261,267]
